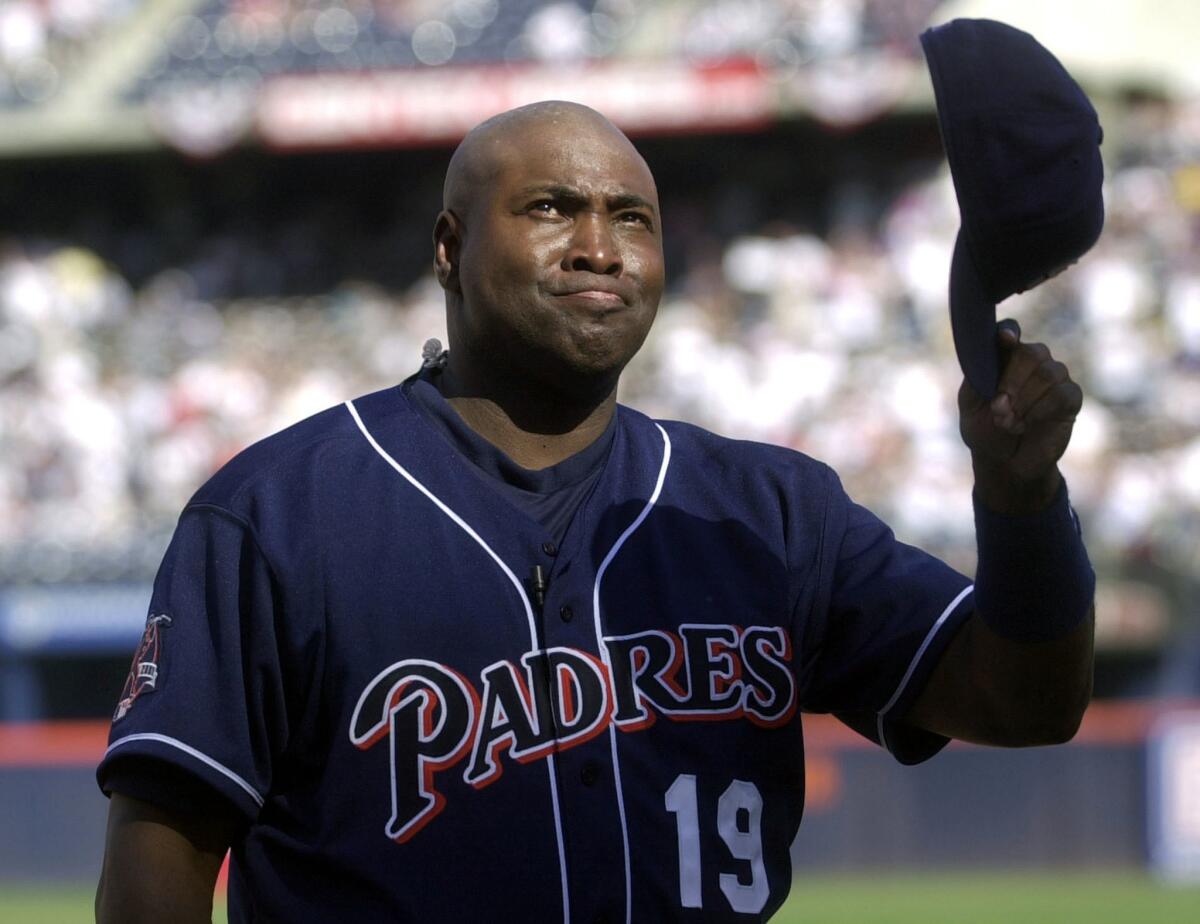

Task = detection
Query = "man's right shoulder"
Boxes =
[187,384,406,515]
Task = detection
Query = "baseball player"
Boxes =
[96,101,1095,923]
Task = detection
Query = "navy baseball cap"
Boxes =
[920,18,1105,398]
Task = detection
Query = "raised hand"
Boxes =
[958,319,1083,514]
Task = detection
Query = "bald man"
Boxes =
[96,102,1095,923]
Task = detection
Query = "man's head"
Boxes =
[434,101,664,399]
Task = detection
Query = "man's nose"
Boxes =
[563,212,622,275]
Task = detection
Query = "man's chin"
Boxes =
[559,329,645,381]
[564,309,652,368]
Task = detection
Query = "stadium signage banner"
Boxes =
[256,60,774,149]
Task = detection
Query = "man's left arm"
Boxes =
[907,320,1096,746]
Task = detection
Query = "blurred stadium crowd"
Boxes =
[0,0,939,106]
[125,0,941,84]
[3,90,1198,606]
[0,0,137,107]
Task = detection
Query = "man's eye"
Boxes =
[620,212,652,229]
[530,201,559,215]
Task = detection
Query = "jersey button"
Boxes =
[541,541,557,556]
[581,761,600,786]
[559,605,573,623]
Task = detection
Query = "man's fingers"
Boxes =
[959,321,1025,417]
[993,341,1051,407]
[992,360,1081,436]
[987,332,1079,433]
[1008,357,1071,418]
[996,317,1022,348]
[966,323,1080,437]
[994,321,1036,392]
[1001,340,1051,384]
[1023,379,1084,425]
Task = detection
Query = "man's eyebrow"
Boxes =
[608,192,657,215]
[513,183,584,201]
[513,184,657,215]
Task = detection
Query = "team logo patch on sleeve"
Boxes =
[113,613,173,722]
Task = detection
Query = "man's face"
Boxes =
[449,120,665,386]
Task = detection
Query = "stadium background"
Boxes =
[1,0,1199,920]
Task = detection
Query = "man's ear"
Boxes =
[433,210,462,292]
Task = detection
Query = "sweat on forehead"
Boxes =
[442,101,646,214]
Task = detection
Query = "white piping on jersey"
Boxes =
[105,733,265,807]
[592,422,672,924]
[875,583,975,750]
[345,399,571,924]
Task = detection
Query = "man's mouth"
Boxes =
[557,289,626,306]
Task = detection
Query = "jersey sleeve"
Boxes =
[797,472,975,764]
[96,504,289,821]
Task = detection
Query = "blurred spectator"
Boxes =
[0,0,138,107]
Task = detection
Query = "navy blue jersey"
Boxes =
[405,369,615,545]
[98,379,973,923]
